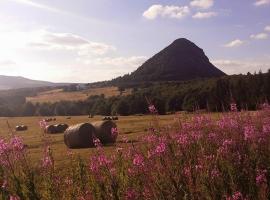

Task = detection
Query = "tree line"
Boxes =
[0,70,269,117]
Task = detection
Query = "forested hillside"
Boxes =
[0,71,269,117]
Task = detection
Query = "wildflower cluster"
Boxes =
[0,106,270,199]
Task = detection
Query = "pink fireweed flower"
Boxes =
[133,154,144,167]
[89,156,99,172]
[263,124,270,134]
[89,154,111,173]
[97,154,111,166]
[64,177,73,186]
[9,195,20,200]
[93,138,102,148]
[256,169,267,185]
[244,125,255,141]
[218,139,234,155]
[42,155,53,168]
[144,134,158,142]
[42,146,53,169]
[78,191,93,200]
[148,104,157,114]
[176,134,189,147]
[191,131,203,141]
[111,127,118,138]
[183,166,191,178]
[226,191,245,200]
[39,119,47,130]
[195,164,203,172]
[155,142,166,154]
[125,188,138,200]
[0,139,9,155]
[10,136,24,151]
[211,168,221,179]
[230,103,237,112]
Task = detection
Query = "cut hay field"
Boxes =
[26,86,132,103]
[0,114,187,167]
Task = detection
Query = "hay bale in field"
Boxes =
[66,117,71,119]
[45,125,57,134]
[21,125,28,131]
[53,118,56,121]
[112,116,118,120]
[55,123,69,133]
[64,123,96,149]
[15,125,28,131]
[92,121,117,144]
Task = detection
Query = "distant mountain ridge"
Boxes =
[0,75,67,90]
[112,38,226,84]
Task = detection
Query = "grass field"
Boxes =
[1,110,270,199]
[26,86,132,103]
[0,114,186,167]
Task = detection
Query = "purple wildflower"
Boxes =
[133,154,144,167]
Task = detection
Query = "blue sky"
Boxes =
[0,0,269,82]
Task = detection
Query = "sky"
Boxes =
[0,0,269,83]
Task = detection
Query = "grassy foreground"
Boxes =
[0,106,270,199]
[0,114,180,166]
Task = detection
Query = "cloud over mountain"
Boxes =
[254,0,270,6]
[190,0,214,9]
[192,11,217,19]
[143,5,190,20]
[224,39,245,48]
[250,33,268,40]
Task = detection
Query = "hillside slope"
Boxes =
[112,38,226,84]
[0,75,67,90]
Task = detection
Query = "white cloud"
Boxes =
[254,0,270,6]
[190,0,214,9]
[265,25,270,32]
[143,4,190,20]
[212,59,270,74]
[0,28,147,82]
[192,11,217,19]
[25,30,116,55]
[224,39,245,48]
[250,33,268,40]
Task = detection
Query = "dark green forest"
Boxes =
[0,70,269,117]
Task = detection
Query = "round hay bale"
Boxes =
[55,123,69,133]
[64,123,96,149]
[21,125,28,131]
[15,125,22,131]
[92,121,117,144]
[102,117,108,121]
[45,125,57,134]
[112,116,118,120]
[15,125,28,131]
[66,117,71,119]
